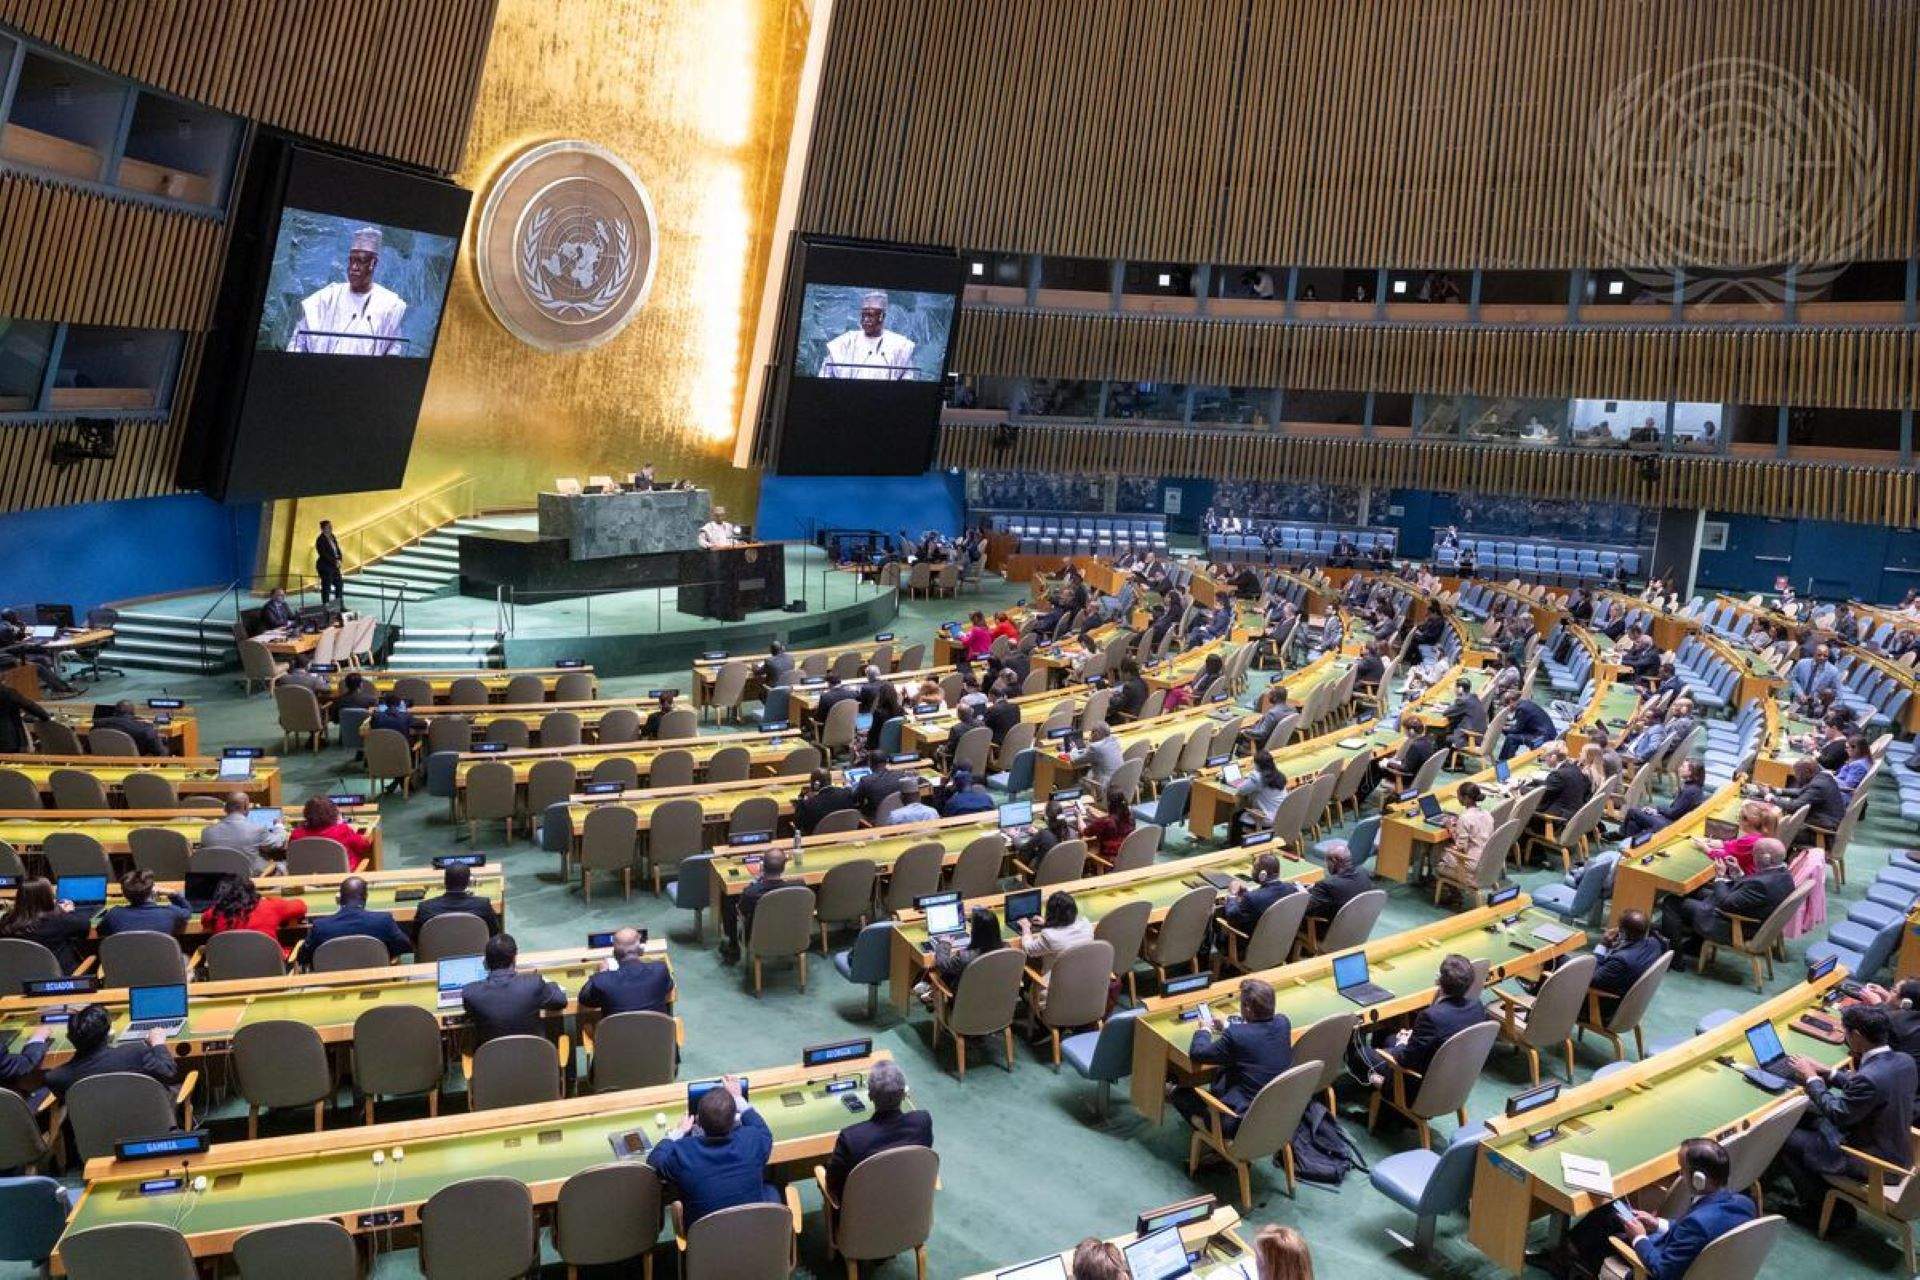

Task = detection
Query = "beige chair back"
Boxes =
[1320,888,1387,952]
[1677,1215,1785,1280]
[0,937,58,993]
[1092,898,1151,981]
[286,836,349,875]
[647,749,694,789]
[426,715,473,754]
[1267,786,1315,847]
[1605,947,1674,1035]
[232,1019,331,1111]
[120,770,177,810]
[313,934,392,972]
[204,929,287,980]
[947,946,1025,1037]
[417,912,491,962]
[835,1145,940,1262]
[709,662,751,716]
[504,675,546,704]
[272,687,325,745]
[1030,837,1086,887]
[470,1034,563,1110]
[587,1010,679,1091]
[657,708,700,741]
[88,726,139,757]
[816,857,878,928]
[589,756,640,789]
[948,835,1005,897]
[1228,1061,1321,1163]
[1516,952,1595,1050]
[1240,891,1310,970]
[364,729,414,786]
[66,1073,180,1162]
[684,1201,793,1280]
[581,803,639,878]
[448,677,491,706]
[648,798,705,881]
[1110,822,1160,872]
[1292,1011,1360,1096]
[0,769,40,809]
[1149,885,1215,970]
[539,711,583,747]
[463,761,517,825]
[821,698,860,753]
[596,708,641,743]
[1742,880,1813,958]
[706,744,752,784]
[232,1220,358,1280]
[1723,1094,1809,1198]
[49,769,109,809]
[728,795,780,840]
[554,1163,664,1269]
[352,1003,444,1103]
[483,719,529,750]
[747,885,816,961]
[526,757,578,816]
[885,841,947,913]
[419,1176,539,1279]
[813,807,863,836]
[1405,1021,1499,1121]
[98,931,188,988]
[1038,939,1114,1030]
[44,830,111,878]
[953,725,993,776]
[554,671,596,702]
[189,846,254,877]
[391,677,434,707]
[59,1222,197,1280]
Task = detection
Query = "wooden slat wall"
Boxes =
[801,0,1920,268]
[938,422,1920,527]
[0,0,498,173]
[0,173,222,329]
[955,310,1920,411]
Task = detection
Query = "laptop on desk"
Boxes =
[998,800,1035,841]
[435,955,487,1010]
[117,984,188,1043]
[1333,951,1394,1007]
[919,894,966,950]
[27,625,57,642]
[182,872,233,912]
[1742,1021,1804,1091]
[1219,762,1244,786]
[1120,1225,1194,1280]
[217,757,255,781]
[57,875,107,913]
[1003,887,1043,933]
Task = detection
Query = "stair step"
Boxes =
[114,612,235,636]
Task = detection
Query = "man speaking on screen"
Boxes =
[820,290,916,380]
[287,226,408,356]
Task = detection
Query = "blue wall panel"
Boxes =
[755,470,967,544]
[0,495,262,614]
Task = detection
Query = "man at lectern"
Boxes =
[629,462,659,490]
[699,507,739,549]
[820,290,917,380]
[287,226,408,355]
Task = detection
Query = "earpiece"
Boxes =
[1689,1169,1707,1193]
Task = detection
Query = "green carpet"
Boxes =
[17,580,1911,1279]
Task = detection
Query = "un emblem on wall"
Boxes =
[476,140,658,352]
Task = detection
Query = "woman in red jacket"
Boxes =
[202,876,307,957]
[287,796,373,870]
[1080,787,1137,869]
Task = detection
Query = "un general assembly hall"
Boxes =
[2,1,1920,1277]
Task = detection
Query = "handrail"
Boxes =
[191,573,411,674]
[332,474,478,575]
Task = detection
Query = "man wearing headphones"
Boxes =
[1562,1137,1753,1279]
[1862,979,1920,1084]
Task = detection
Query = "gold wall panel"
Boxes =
[269,0,810,568]
[938,421,1920,528]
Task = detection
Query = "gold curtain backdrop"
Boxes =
[266,0,810,577]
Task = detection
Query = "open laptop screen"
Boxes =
[129,984,188,1023]
[1331,951,1369,991]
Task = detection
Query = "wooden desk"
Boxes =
[963,1206,1250,1278]
[0,754,281,806]
[1,664,37,699]
[335,667,593,704]
[0,809,383,871]
[44,706,199,757]
[1899,901,1920,983]
[0,945,616,1066]
[59,1052,897,1269]
[450,731,810,801]
[1130,898,1581,1121]
[1606,781,1745,925]
[887,848,1322,1012]
[1187,718,1398,841]
[692,638,902,708]
[1467,975,1847,1274]
[1031,700,1247,801]
[707,811,999,905]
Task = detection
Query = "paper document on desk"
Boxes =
[1561,1153,1615,1195]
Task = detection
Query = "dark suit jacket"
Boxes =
[412,890,500,938]
[306,904,412,961]
[1591,935,1665,1004]
[1779,771,1846,830]
[45,1042,179,1100]
[1442,693,1488,736]
[822,1105,933,1201]
[759,654,795,687]
[1802,1048,1918,1176]
[578,958,675,1015]
[739,874,792,941]
[1224,878,1301,934]
[1508,700,1555,744]
[1190,1015,1294,1115]
[0,1036,47,1086]
[1707,866,1795,928]
[1814,738,1849,771]
[316,532,344,567]
[792,785,858,835]
[813,685,860,726]
[1634,1189,1756,1280]
[1537,762,1592,819]
[984,700,1022,743]
[1306,868,1373,923]
[1396,994,1491,1080]
[0,684,51,754]
[649,1107,778,1224]
[853,769,901,816]
[1109,677,1148,721]
[1656,783,1706,824]
[93,713,168,756]
[1890,1008,1920,1079]
[1388,733,1438,782]
[259,599,294,630]
[98,899,192,938]
[1353,655,1385,688]
[461,968,566,1044]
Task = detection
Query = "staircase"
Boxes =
[341,518,497,603]
[104,610,239,674]
[386,626,503,669]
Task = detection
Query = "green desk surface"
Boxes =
[1625,790,1744,892]
[713,819,996,889]
[1140,907,1568,1048]
[66,1071,885,1239]
[1,956,607,1056]
[3,762,270,785]
[893,851,1317,949]
[1400,758,1554,838]
[1492,1013,1848,1196]
[561,779,806,829]
[0,817,377,850]
[1194,721,1397,797]
[455,737,793,785]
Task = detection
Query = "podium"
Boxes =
[679,543,787,621]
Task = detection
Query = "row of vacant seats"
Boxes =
[0,831,350,883]
[989,512,1166,556]
[1587,594,1652,635]
[1683,598,1769,640]
[1435,538,1640,582]
[1670,635,1739,711]
[0,767,211,810]
[26,722,142,757]
[1889,740,1920,824]
[1701,701,1768,787]
[1825,655,1913,730]
[1204,524,1394,563]
[1807,840,1916,981]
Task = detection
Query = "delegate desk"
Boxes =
[0,946,618,1069]
[1699,631,1786,708]
[708,811,1002,912]
[339,694,668,751]
[932,608,1034,668]
[1467,973,1850,1274]
[691,637,906,709]
[0,755,281,806]
[1606,781,1745,926]
[44,705,199,757]
[1130,897,1582,1120]
[335,668,595,705]
[887,848,1323,1012]
[1373,749,1553,883]
[1596,590,1695,653]
[439,731,814,803]
[899,686,1088,758]
[59,1050,898,1270]
[543,773,834,873]
[1899,900,1920,982]
[1031,700,1248,801]
[1140,636,1234,694]
[965,1205,1251,1279]
[1186,718,1399,842]
[786,667,947,722]
[0,809,384,872]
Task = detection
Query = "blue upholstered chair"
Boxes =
[832,923,896,1020]
[1368,1122,1488,1256]
[1060,1008,1138,1120]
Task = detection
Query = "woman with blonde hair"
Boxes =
[1252,1224,1314,1280]
[1577,742,1609,792]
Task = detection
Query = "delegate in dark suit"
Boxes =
[1775,770,1846,834]
[1620,780,1705,842]
[648,1105,778,1224]
[1588,934,1665,1020]
[1776,1016,1917,1219]
[461,968,567,1045]
[1305,864,1373,926]
[1632,1189,1756,1280]
[1375,732,1437,795]
[1223,877,1300,935]
[305,903,412,962]
[91,713,169,757]
[0,683,51,754]
[1501,699,1556,759]
[1171,1007,1294,1135]
[983,697,1022,744]
[791,781,858,835]
[822,1105,934,1201]
[852,767,901,817]
[578,957,675,1016]
[1666,865,1794,951]
[315,527,345,608]
[1535,760,1591,820]
[1441,690,1487,749]
[1372,991,1492,1105]
[411,887,501,938]
[45,1041,178,1100]
[0,1033,48,1088]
